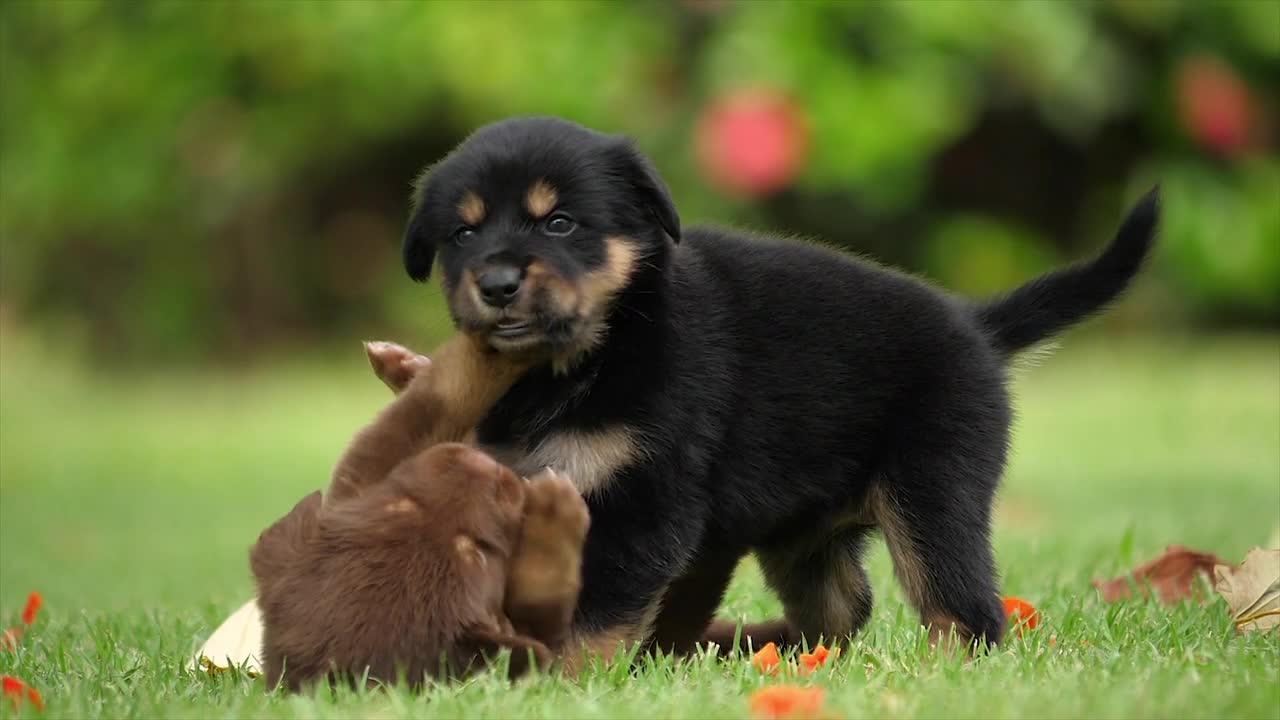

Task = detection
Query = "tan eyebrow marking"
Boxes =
[458,191,486,226]
[524,180,558,219]
[383,497,418,514]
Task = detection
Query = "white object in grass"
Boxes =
[190,598,263,676]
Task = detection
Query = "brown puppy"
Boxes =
[251,340,589,692]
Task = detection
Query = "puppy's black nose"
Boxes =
[477,266,524,308]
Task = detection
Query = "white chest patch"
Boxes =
[509,426,641,497]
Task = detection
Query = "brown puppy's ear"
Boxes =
[250,491,323,582]
[611,140,681,243]
[460,624,555,680]
[403,168,437,281]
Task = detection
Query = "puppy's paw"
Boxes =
[524,468,590,541]
[505,468,589,645]
[364,341,431,394]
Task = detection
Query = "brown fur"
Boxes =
[251,342,589,692]
[458,191,486,227]
[524,180,558,219]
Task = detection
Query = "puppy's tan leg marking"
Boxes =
[524,180,558,219]
[558,624,645,678]
[458,190,486,226]
[513,426,642,497]
[757,523,875,648]
[870,485,977,646]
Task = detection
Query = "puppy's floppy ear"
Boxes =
[250,491,323,582]
[403,169,436,281]
[613,141,681,243]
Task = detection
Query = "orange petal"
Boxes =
[751,642,782,676]
[749,685,826,719]
[21,593,42,626]
[1002,596,1039,635]
[798,644,838,675]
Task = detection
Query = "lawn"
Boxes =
[1,330,1277,719]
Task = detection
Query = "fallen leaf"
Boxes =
[189,598,263,676]
[1002,596,1039,635]
[2,675,43,712]
[749,685,826,719]
[1092,544,1230,604]
[1214,547,1280,635]
[20,593,41,626]
[798,644,839,675]
[751,642,782,676]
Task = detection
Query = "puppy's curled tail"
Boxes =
[974,186,1159,357]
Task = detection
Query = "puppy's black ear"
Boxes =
[614,142,681,243]
[403,171,435,281]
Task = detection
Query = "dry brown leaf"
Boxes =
[1092,544,1231,604]
[1214,547,1280,635]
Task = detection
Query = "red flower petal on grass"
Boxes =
[2,675,44,712]
[798,644,839,675]
[1002,596,1039,635]
[751,642,782,675]
[749,685,827,719]
[21,593,42,626]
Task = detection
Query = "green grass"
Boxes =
[1,330,1278,719]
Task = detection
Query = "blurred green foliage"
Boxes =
[0,0,1276,363]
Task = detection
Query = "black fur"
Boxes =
[403,116,1158,650]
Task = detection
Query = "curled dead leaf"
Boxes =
[1214,547,1280,635]
[1092,544,1230,604]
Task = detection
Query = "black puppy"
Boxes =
[401,116,1158,658]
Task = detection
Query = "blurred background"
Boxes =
[0,1,1277,616]
[0,0,1276,365]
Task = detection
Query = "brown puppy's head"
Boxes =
[402,117,680,364]
[250,443,527,691]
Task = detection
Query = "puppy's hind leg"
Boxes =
[756,525,876,650]
[871,460,1006,650]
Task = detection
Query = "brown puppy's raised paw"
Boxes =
[505,468,590,648]
[364,340,431,394]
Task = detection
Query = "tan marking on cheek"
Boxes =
[513,426,641,497]
[526,260,580,315]
[577,236,639,314]
[457,191,486,226]
[524,180,558,219]
[384,497,418,514]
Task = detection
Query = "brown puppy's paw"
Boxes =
[505,468,590,646]
[364,340,431,394]
[525,468,590,541]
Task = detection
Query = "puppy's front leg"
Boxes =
[505,469,590,651]
[330,335,532,502]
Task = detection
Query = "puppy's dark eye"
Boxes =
[453,227,476,246]
[543,214,576,237]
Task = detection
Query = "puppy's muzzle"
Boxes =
[477,265,524,309]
